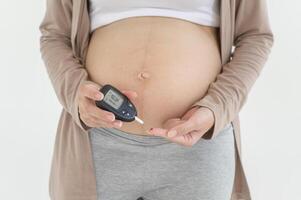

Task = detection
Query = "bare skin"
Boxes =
[82,16,221,137]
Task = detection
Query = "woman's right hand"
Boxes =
[77,80,138,129]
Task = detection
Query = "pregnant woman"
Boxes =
[39,0,273,200]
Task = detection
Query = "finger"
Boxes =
[121,90,138,98]
[111,120,123,128]
[80,114,106,128]
[81,83,104,101]
[147,127,168,138]
[147,118,184,137]
[86,114,123,129]
[121,90,138,102]
[100,119,123,128]
[147,128,197,147]
[188,130,205,146]
[93,115,123,128]
[169,131,203,147]
[166,119,197,138]
[85,99,116,123]
[162,118,183,129]
[82,94,124,128]
[81,117,98,128]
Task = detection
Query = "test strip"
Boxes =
[135,116,144,124]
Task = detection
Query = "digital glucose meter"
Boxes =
[95,84,144,124]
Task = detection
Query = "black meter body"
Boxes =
[95,84,138,122]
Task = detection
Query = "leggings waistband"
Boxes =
[88,123,233,146]
[89,127,172,146]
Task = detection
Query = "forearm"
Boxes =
[191,0,274,139]
[39,0,90,131]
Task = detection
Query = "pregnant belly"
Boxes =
[85,16,221,136]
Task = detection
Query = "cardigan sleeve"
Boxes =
[190,0,274,139]
[39,0,92,132]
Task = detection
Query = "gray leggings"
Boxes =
[88,123,235,200]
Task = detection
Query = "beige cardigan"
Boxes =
[39,0,274,199]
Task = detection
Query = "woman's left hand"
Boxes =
[147,106,215,147]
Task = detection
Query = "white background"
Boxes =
[0,0,300,199]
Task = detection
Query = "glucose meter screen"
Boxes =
[104,89,124,110]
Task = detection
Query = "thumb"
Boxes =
[120,90,138,102]
[162,118,184,129]
[82,80,103,90]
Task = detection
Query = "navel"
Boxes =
[137,71,150,80]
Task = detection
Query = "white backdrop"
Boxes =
[0,0,300,199]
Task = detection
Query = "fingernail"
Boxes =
[167,130,177,137]
[96,93,103,100]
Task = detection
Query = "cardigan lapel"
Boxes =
[71,0,85,60]
[220,0,233,65]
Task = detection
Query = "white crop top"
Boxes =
[88,0,220,32]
